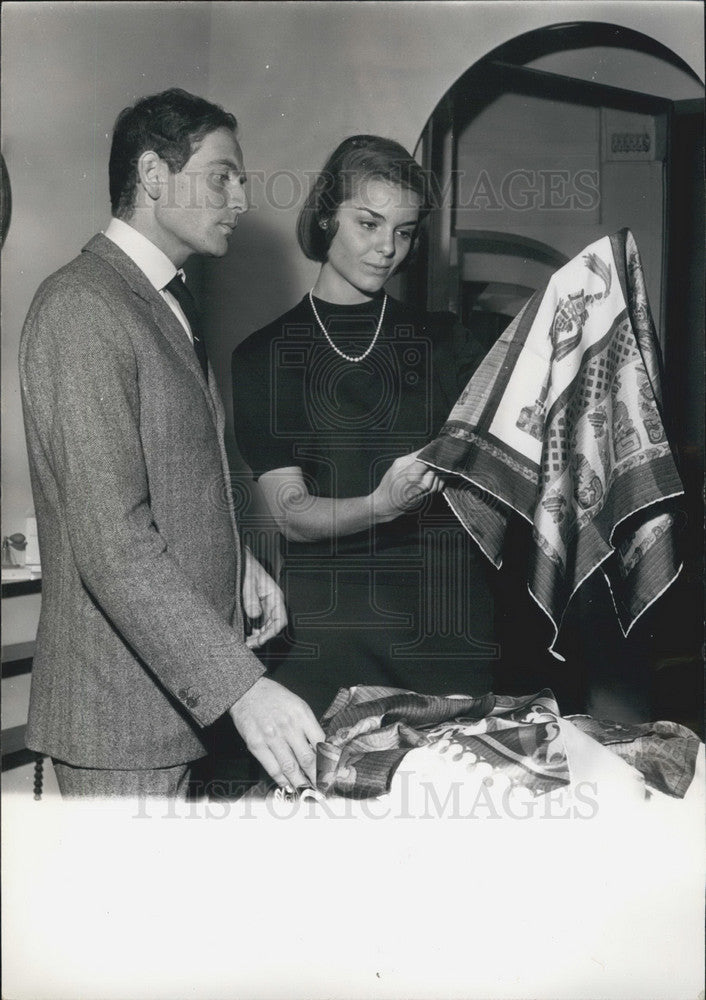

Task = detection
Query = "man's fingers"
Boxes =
[246,741,296,789]
[250,738,316,788]
[242,595,262,620]
[246,623,279,649]
[245,591,287,648]
[286,732,320,787]
[246,722,321,789]
[247,610,287,648]
[241,575,262,619]
[273,748,309,791]
[261,597,287,639]
[230,678,325,788]
[302,714,326,747]
[266,709,322,787]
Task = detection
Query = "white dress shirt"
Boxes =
[103,217,193,343]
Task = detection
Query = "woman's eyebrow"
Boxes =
[354,206,417,226]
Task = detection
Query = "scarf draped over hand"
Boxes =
[419,229,683,658]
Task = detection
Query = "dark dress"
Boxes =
[232,293,498,720]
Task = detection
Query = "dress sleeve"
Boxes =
[231,332,299,479]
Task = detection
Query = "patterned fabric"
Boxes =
[318,686,569,798]
[418,229,684,658]
[316,685,700,800]
[565,715,701,799]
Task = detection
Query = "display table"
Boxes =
[2,740,703,1000]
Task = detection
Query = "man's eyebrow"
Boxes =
[209,158,246,174]
[354,206,417,226]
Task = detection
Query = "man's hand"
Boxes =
[229,677,325,789]
[242,548,287,649]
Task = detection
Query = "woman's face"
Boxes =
[316,176,422,303]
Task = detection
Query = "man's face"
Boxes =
[153,127,248,264]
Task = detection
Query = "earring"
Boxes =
[319,219,328,230]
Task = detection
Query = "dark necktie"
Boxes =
[164,273,208,381]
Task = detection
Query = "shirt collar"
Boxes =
[104,218,177,291]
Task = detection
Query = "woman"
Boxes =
[232,135,497,720]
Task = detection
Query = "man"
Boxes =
[19,88,324,798]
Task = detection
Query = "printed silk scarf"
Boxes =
[316,685,699,801]
[317,686,567,799]
[419,229,684,658]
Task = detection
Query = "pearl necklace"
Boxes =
[309,290,387,363]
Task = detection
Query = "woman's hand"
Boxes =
[373,449,445,522]
[258,455,445,543]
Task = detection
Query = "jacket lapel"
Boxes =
[82,234,218,423]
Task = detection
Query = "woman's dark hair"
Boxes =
[109,88,237,219]
[297,134,431,262]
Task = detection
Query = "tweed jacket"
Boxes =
[19,234,265,768]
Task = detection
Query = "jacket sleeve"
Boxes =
[20,278,264,727]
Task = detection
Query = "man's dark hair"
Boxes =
[297,134,431,263]
[109,88,237,219]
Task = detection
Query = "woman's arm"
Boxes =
[259,451,445,543]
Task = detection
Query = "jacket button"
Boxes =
[178,687,200,708]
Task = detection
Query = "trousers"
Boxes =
[52,759,191,799]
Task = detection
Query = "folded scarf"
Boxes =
[419,229,684,658]
[318,686,569,799]
[316,685,699,801]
